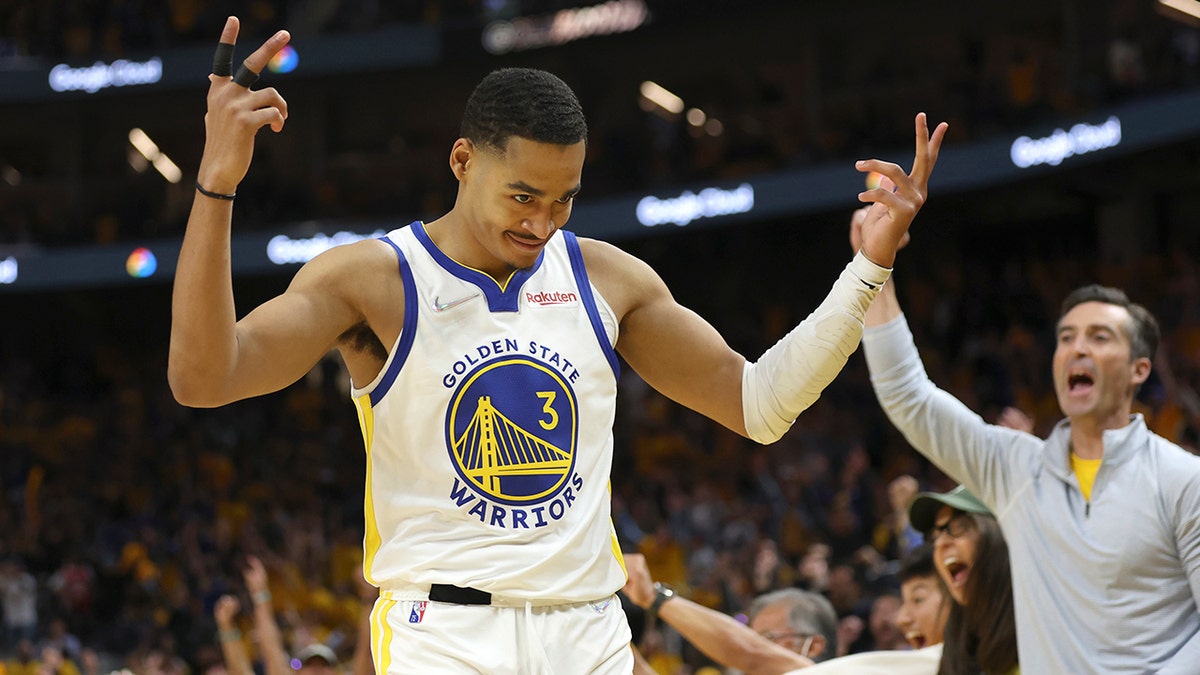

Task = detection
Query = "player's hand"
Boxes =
[197,16,291,195]
[854,113,948,267]
[848,203,910,255]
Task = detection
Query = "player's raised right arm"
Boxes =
[169,18,355,408]
[170,243,368,407]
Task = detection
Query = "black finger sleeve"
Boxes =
[232,63,260,88]
[212,42,235,76]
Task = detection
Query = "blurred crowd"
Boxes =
[1,229,1199,672]
[2,0,1199,248]
[2,0,1200,674]
[0,0,483,60]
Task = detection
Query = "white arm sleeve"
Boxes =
[742,251,891,444]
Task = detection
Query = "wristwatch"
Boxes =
[648,582,676,619]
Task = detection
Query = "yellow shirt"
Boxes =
[1070,453,1102,502]
[5,662,35,675]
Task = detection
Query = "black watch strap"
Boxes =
[648,582,676,619]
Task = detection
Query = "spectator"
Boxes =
[6,640,40,675]
[908,487,1017,675]
[866,592,908,652]
[893,544,947,652]
[213,594,251,675]
[0,558,37,649]
[292,644,337,675]
[40,619,82,666]
[859,205,1200,671]
[800,545,946,673]
[622,552,819,674]
[625,549,948,675]
[34,645,80,675]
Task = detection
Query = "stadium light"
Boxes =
[1157,0,1200,23]
[127,128,181,184]
[640,81,684,115]
[2,164,19,186]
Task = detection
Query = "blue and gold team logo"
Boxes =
[445,357,577,506]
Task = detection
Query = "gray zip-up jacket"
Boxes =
[863,314,1200,674]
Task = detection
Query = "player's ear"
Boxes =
[450,138,473,181]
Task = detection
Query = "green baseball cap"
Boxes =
[909,485,993,533]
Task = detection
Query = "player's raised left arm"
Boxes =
[587,241,750,435]
[592,239,884,443]
[587,113,946,443]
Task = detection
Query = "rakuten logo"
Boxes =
[1010,117,1122,169]
[526,290,579,306]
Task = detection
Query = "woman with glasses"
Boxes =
[909,486,1019,675]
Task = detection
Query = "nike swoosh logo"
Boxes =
[432,293,480,312]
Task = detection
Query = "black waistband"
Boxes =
[429,583,492,606]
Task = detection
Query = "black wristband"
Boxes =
[195,180,236,201]
[648,582,676,619]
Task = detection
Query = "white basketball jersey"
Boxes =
[352,222,627,603]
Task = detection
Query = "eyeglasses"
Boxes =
[758,631,816,657]
[929,513,974,542]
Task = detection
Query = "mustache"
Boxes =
[508,231,548,242]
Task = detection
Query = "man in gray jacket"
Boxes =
[851,206,1200,673]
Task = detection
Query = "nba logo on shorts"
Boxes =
[409,601,427,624]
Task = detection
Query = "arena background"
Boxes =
[1,1,1199,672]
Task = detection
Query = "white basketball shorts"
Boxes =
[369,591,633,673]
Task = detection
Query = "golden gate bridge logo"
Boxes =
[446,357,577,505]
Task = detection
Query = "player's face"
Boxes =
[897,574,947,649]
[1053,301,1148,425]
[461,136,584,278]
[931,506,979,606]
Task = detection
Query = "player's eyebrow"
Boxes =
[506,181,581,200]
[507,180,545,197]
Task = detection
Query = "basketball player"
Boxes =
[169,17,947,673]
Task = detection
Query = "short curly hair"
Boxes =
[460,68,587,153]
